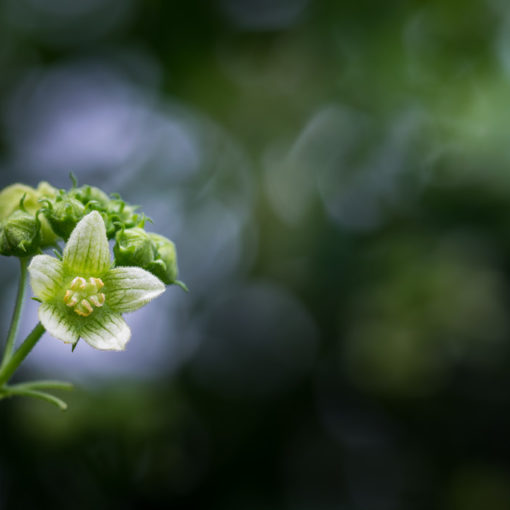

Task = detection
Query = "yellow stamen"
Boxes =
[64,276,106,317]
[89,293,105,307]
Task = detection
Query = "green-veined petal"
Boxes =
[80,312,130,351]
[39,303,79,345]
[28,255,65,301]
[104,267,165,313]
[63,211,110,275]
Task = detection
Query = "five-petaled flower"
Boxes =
[28,211,166,351]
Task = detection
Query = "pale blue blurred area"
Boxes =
[2,58,160,184]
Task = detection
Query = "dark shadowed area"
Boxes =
[1,1,510,509]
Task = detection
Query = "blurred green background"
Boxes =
[1,0,510,508]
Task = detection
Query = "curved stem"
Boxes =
[1,258,29,368]
[0,323,45,387]
[0,387,68,411]
[8,380,73,392]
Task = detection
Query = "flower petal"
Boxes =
[103,267,166,313]
[28,255,65,301]
[63,211,110,275]
[39,303,79,345]
[80,312,130,351]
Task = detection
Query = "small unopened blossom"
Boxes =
[0,207,40,257]
[147,233,179,285]
[42,194,86,240]
[0,182,57,246]
[28,211,166,351]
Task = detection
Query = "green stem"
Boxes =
[1,258,29,368]
[0,323,45,387]
[8,380,73,392]
[0,387,68,411]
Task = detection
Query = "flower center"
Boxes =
[64,276,105,317]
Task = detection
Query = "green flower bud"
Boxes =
[146,233,179,285]
[35,182,59,246]
[105,200,141,239]
[36,181,58,200]
[42,195,86,240]
[0,209,40,257]
[69,187,141,240]
[71,185,111,209]
[0,184,37,219]
[113,227,155,268]
[0,182,57,247]
[113,229,183,287]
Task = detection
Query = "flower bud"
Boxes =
[105,201,140,239]
[0,209,40,257]
[42,195,86,240]
[36,181,58,199]
[35,182,59,246]
[146,233,178,285]
[0,184,37,219]
[71,189,141,240]
[71,185,111,209]
[113,227,155,267]
[0,182,57,247]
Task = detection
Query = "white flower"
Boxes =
[28,211,165,351]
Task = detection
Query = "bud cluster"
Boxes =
[41,184,143,241]
[0,179,183,289]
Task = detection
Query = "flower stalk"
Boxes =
[0,257,28,368]
[0,322,46,387]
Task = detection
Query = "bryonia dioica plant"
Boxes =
[0,179,186,410]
